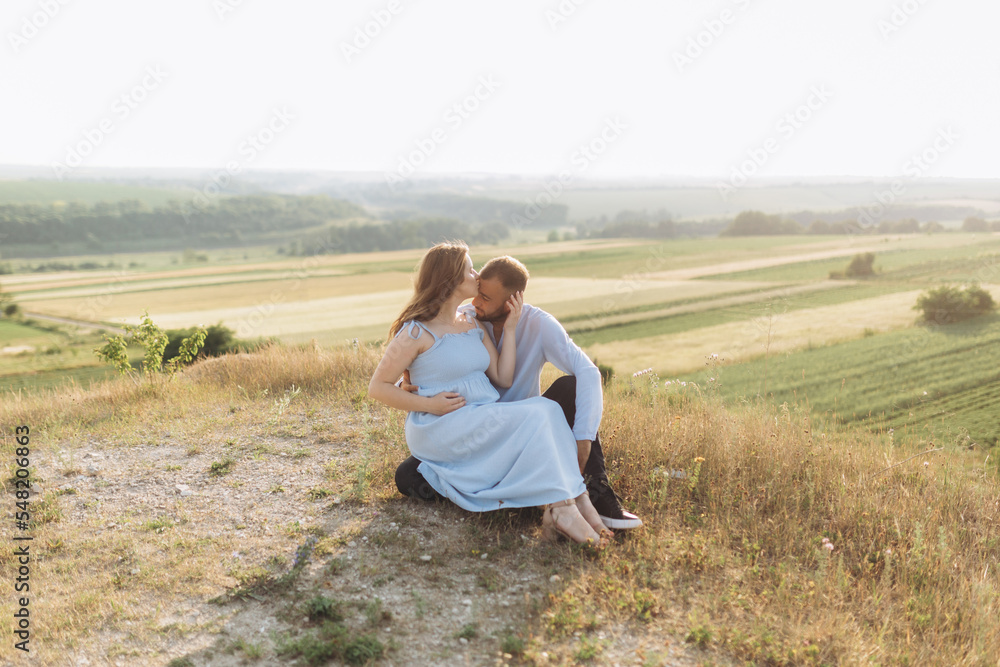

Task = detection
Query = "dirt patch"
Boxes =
[22,393,712,666]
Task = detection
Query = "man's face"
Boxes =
[472,276,511,323]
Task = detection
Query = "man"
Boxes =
[394,255,642,530]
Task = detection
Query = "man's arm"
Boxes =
[537,311,603,443]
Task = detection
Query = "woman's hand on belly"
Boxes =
[426,391,466,415]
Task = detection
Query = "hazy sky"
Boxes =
[3,0,999,181]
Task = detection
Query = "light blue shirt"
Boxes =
[461,303,603,441]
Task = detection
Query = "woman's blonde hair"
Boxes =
[389,241,469,339]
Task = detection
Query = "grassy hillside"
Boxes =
[1,344,998,665]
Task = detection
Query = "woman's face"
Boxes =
[457,254,480,300]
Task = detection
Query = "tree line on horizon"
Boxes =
[1,190,997,261]
[719,210,1000,236]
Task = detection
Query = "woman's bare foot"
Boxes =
[542,498,601,545]
[576,492,615,544]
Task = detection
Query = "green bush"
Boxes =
[164,323,240,359]
[845,252,876,278]
[915,285,996,324]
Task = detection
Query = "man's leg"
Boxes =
[395,456,444,501]
[541,376,642,529]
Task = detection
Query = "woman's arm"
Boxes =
[480,292,522,388]
[368,331,466,415]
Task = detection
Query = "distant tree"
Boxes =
[922,221,945,234]
[720,210,802,236]
[877,218,920,234]
[845,252,876,278]
[0,281,13,316]
[915,285,996,325]
[599,219,675,239]
[807,220,831,234]
[547,230,560,242]
[962,216,990,232]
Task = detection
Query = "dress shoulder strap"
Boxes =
[400,320,437,341]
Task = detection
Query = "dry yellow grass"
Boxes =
[1,343,997,665]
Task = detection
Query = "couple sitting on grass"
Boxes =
[368,241,642,547]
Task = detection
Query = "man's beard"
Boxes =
[475,307,507,323]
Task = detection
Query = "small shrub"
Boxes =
[845,252,876,277]
[686,623,713,647]
[915,284,996,324]
[455,623,478,640]
[209,457,235,476]
[343,635,384,665]
[500,633,525,656]
[304,595,343,622]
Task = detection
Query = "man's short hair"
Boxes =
[479,255,529,293]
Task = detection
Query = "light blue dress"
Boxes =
[400,317,587,512]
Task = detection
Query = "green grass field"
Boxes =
[679,314,1000,447]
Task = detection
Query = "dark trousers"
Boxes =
[540,375,610,490]
[394,374,610,499]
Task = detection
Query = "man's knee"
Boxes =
[395,456,422,496]
[544,374,576,398]
[395,456,443,501]
[543,375,577,427]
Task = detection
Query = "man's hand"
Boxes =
[503,291,523,333]
[398,369,418,393]
[576,439,592,474]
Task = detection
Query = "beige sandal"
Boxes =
[542,498,602,546]
[576,491,615,546]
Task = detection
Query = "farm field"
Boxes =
[677,314,1000,448]
[0,319,123,393]
[3,231,999,445]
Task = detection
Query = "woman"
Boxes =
[368,241,611,546]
